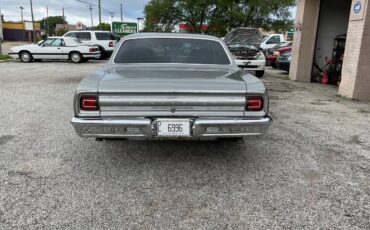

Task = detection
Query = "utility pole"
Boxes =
[29,0,36,43]
[62,7,65,30]
[98,0,101,29]
[120,3,123,21]
[89,4,93,27]
[62,7,73,31]
[110,13,113,32]
[20,6,24,22]
[46,6,49,36]
[76,1,94,28]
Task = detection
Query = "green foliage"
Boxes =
[143,0,295,36]
[55,28,68,36]
[38,16,67,35]
[95,23,111,31]
[0,54,10,60]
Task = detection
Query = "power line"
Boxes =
[76,0,94,27]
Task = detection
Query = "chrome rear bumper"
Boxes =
[71,117,272,140]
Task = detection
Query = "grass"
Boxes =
[0,54,11,61]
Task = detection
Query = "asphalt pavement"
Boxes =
[0,61,369,229]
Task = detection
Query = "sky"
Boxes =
[0,0,149,27]
[0,0,297,28]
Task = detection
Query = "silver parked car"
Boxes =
[71,33,272,140]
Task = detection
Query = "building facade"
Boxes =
[290,0,370,101]
[2,22,41,42]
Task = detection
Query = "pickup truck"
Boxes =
[259,34,286,50]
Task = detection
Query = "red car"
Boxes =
[266,42,292,68]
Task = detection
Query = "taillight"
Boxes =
[80,95,98,111]
[109,41,114,47]
[89,48,96,52]
[246,96,264,111]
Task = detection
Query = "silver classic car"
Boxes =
[71,33,272,140]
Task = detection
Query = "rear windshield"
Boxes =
[114,38,230,65]
[95,32,115,40]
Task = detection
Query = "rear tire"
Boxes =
[255,70,265,78]
[70,52,82,63]
[97,47,106,60]
[19,51,33,63]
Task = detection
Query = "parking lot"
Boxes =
[0,60,369,229]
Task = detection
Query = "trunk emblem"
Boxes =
[171,108,176,113]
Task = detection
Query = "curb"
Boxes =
[0,59,15,63]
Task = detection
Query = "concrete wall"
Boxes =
[289,0,321,82]
[314,0,351,69]
[339,0,370,100]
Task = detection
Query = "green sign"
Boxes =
[112,22,137,36]
[287,28,295,36]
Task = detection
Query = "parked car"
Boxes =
[224,28,266,77]
[8,37,100,63]
[267,46,292,68]
[277,51,291,72]
[259,34,286,50]
[266,42,292,67]
[227,43,266,77]
[63,30,118,59]
[71,33,273,140]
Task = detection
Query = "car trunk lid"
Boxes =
[97,66,247,117]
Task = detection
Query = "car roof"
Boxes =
[67,30,111,33]
[123,32,222,41]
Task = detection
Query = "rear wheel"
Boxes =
[96,47,106,60]
[19,51,33,63]
[255,70,265,78]
[70,52,82,63]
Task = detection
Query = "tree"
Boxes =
[143,0,181,32]
[95,23,111,31]
[38,16,66,36]
[143,0,295,36]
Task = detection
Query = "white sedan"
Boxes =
[8,37,100,63]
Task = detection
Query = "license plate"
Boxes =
[156,119,191,137]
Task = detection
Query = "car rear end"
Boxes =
[71,83,272,140]
[81,46,101,59]
[71,34,272,140]
[94,32,118,58]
